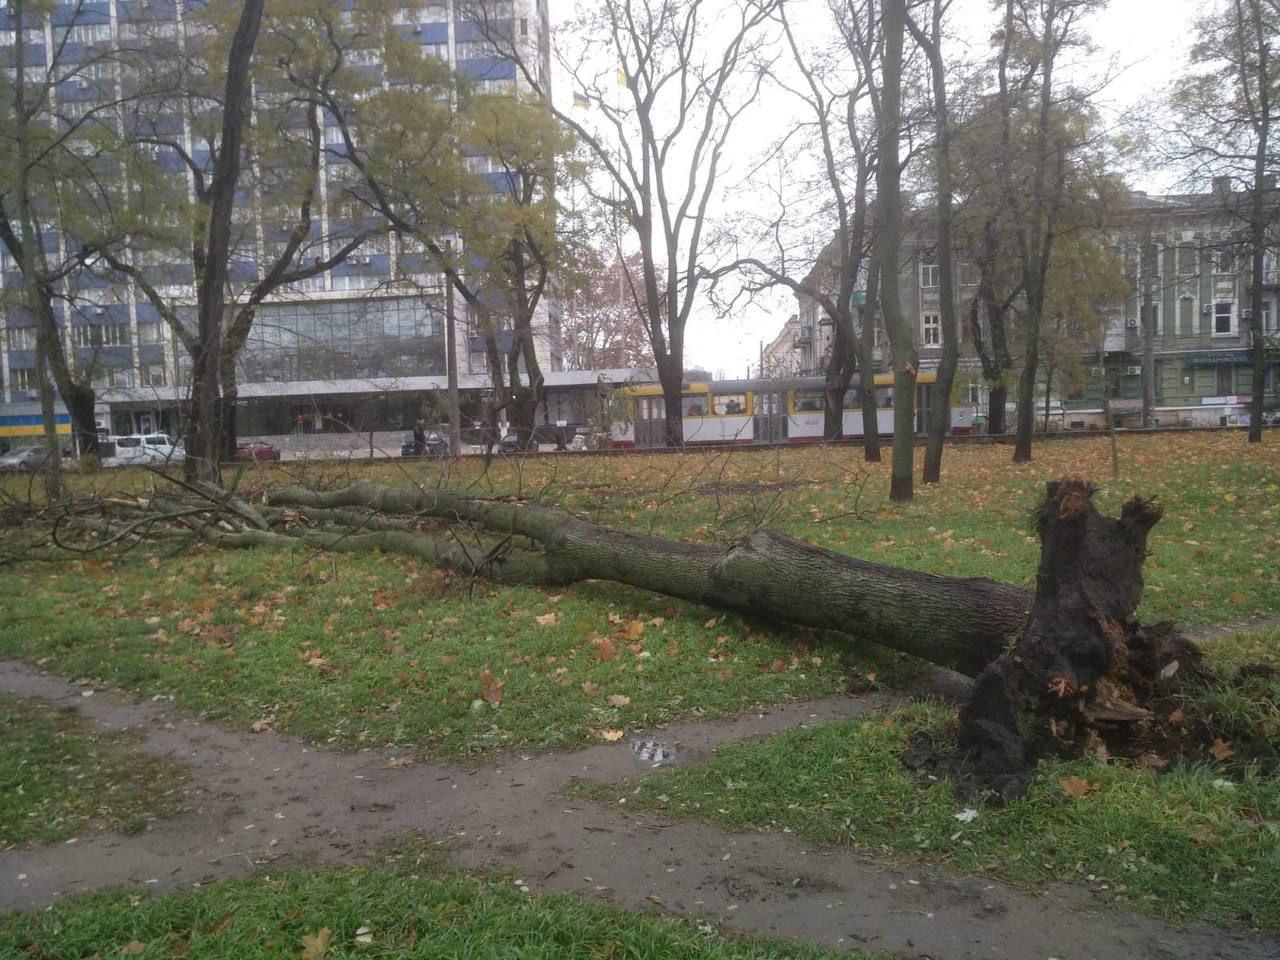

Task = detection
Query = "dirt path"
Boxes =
[1,660,1275,960]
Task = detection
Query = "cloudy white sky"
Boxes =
[552,0,1207,377]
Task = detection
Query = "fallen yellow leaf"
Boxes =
[598,729,625,742]
[300,927,332,960]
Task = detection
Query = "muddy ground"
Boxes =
[1,659,1276,960]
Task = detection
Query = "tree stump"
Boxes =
[956,478,1203,799]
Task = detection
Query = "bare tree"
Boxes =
[1172,0,1278,443]
[995,0,1106,464]
[470,0,778,447]
[877,0,914,501]
[907,0,958,484]
[561,250,657,370]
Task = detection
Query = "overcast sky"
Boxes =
[552,0,1206,377]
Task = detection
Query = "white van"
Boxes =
[104,434,186,467]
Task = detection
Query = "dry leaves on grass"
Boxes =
[597,729,625,742]
[1209,738,1235,761]
[606,694,631,707]
[299,927,333,960]
[1059,776,1099,799]
[480,669,505,704]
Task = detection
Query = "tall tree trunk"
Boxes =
[659,352,684,449]
[1012,335,1038,462]
[34,328,62,500]
[915,0,957,485]
[823,321,856,443]
[1245,0,1270,444]
[878,0,913,501]
[189,0,265,482]
[857,261,882,461]
[1141,229,1156,428]
[1042,358,1055,433]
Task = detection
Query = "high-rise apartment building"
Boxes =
[0,0,630,448]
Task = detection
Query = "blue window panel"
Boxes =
[119,0,177,21]
[485,170,519,192]
[136,303,162,323]
[228,260,257,283]
[457,57,515,81]
[138,344,167,365]
[76,345,132,367]
[8,351,37,367]
[72,304,128,323]
[399,22,448,43]
[53,3,110,25]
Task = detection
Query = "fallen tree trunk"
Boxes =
[267,483,1030,677]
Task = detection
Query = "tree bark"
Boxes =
[188,0,265,483]
[913,0,958,486]
[878,0,914,501]
[1245,0,1270,444]
[266,481,1030,678]
[856,261,883,461]
[958,479,1199,798]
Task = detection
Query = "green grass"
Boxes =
[581,633,1280,932]
[0,851,881,959]
[0,693,186,848]
[0,549,901,758]
[0,433,1276,758]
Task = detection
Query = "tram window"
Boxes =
[842,388,859,409]
[712,393,746,415]
[879,388,894,408]
[681,395,707,417]
[794,390,824,412]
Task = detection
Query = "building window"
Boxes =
[73,323,131,348]
[1216,363,1234,396]
[1214,246,1234,275]
[140,364,168,387]
[1154,360,1164,400]
[1178,244,1199,276]
[137,322,164,344]
[1262,302,1274,334]
[1213,300,1233,336]
[6,325,36,350]
[919,262,939,289]
[10,367,36,392]
[922,313,940,346]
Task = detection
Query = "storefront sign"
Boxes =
[1185,350,1254,368]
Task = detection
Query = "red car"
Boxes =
[231,440,282,462]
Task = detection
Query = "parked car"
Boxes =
[401,431,450,458]
[499,433,524,454]
[231,440,282,463]
[103,434,185,467]
[0,445,54,472]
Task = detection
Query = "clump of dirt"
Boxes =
[902,661,1280,804]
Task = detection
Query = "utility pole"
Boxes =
[444,239,461,454]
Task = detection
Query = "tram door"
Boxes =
[916,383,933,434]
[753,389,788,444]
[635,396,667,448]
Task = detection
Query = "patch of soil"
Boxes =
[903,662,1280,802]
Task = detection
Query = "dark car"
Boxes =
[231,440,282,463]
[401,431,450,458]
[499,433,522,454]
